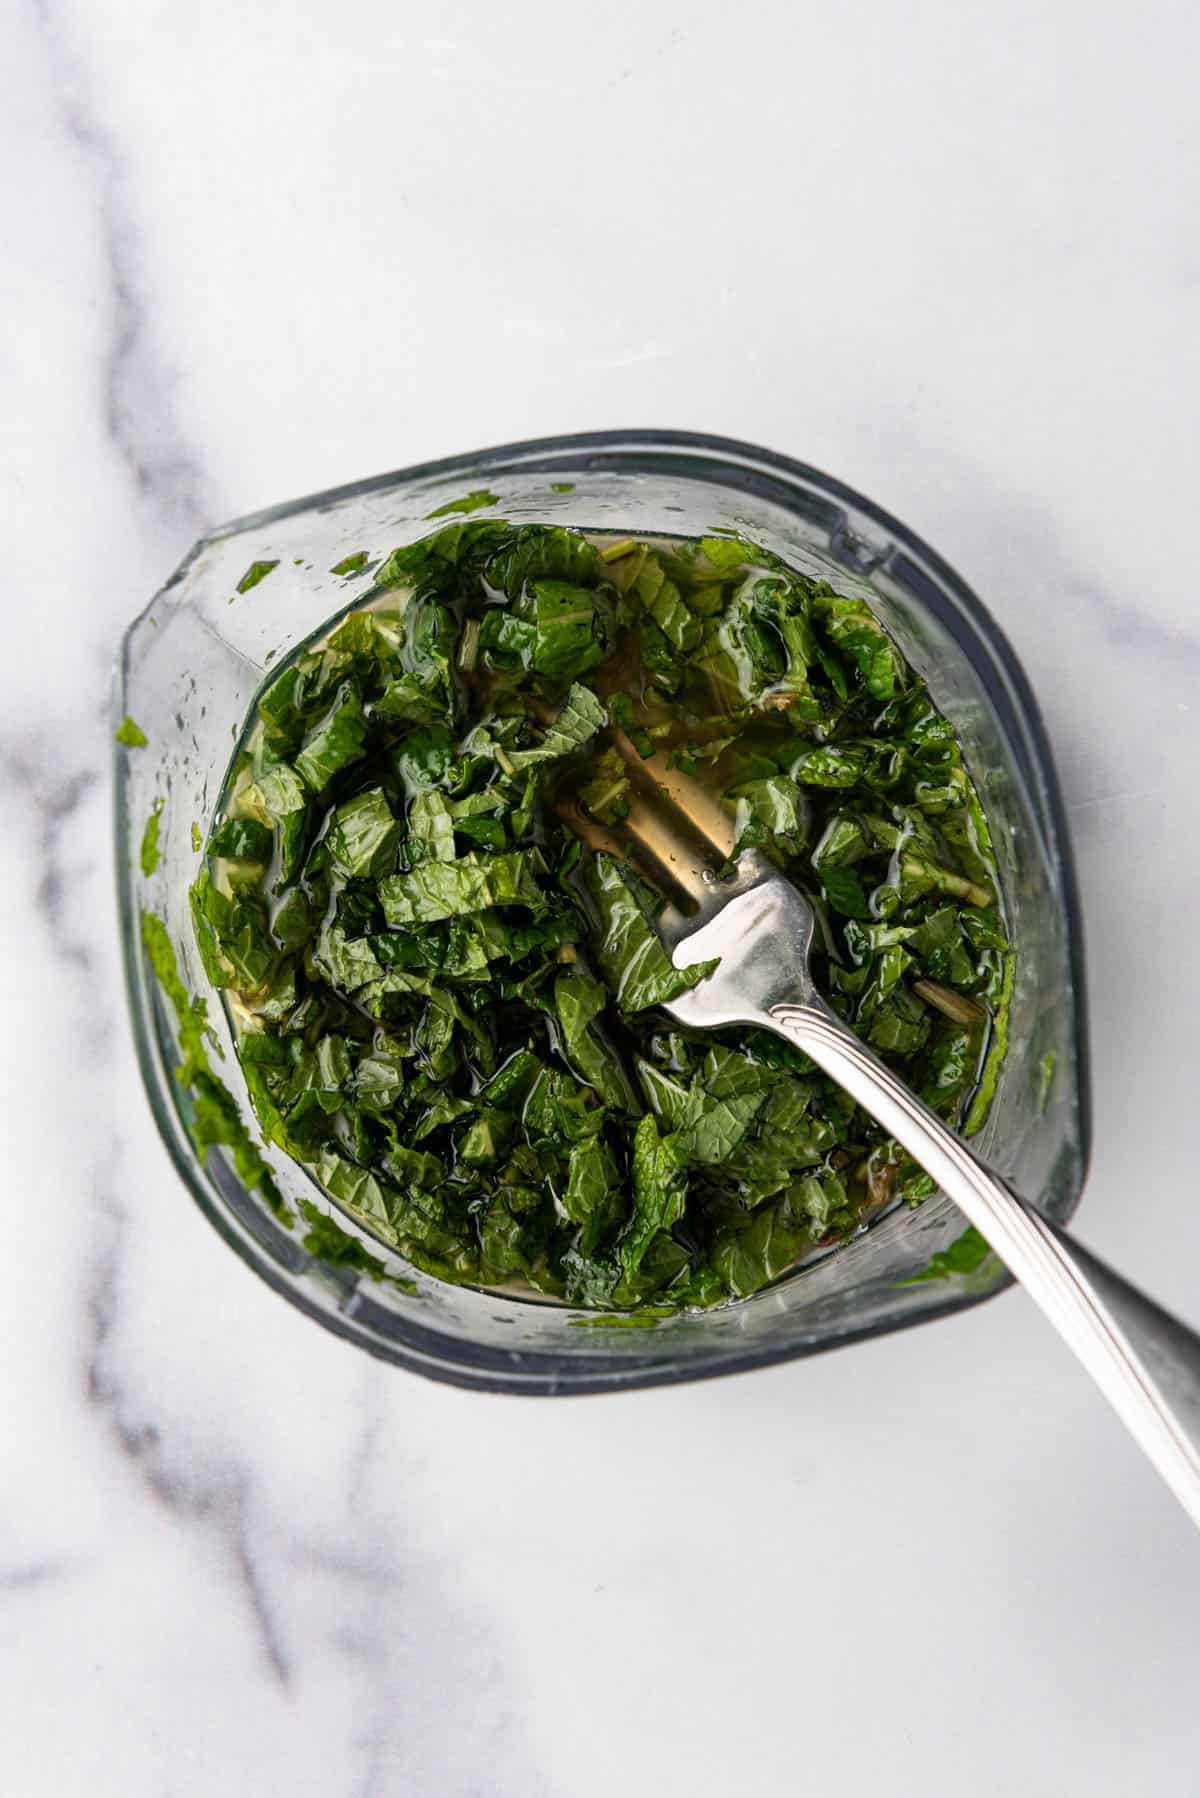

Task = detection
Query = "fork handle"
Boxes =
[768,1000,1200,1529]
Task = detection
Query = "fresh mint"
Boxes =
[192,519,1009,1310]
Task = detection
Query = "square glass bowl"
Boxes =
[115,431,1089,1392]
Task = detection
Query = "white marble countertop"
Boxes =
[5,2,1200,1791]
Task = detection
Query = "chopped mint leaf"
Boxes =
[504,682,605,771]
[820,866,871,919]
[621,1114,686,1276]
[478,579,613,681]
[209,815,273,861]
[585,855,718,1013]
[380,850,547,925]
[294,685,367,791]
[325,787,401,878]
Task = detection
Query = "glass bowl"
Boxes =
[115,431,1090,1392]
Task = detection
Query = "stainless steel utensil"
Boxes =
[568,732,1200,1527]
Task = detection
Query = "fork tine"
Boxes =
[610,728,736,859]
[556,778,726,912]
[620,790,719,910]
[553,711,750,922]
[552,796,630,864]
[553,790,718,912]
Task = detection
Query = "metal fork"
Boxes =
[568,731,1200,1529]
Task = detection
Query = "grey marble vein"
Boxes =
[7,1,1200,1791]
[5,9,304,1709]
[279,1388,563,1798]
[82,1177,292,1686]
[1071,571,1200,669]
[19,758,100,974]
[0,1558,87,1592]
[29,0,214,540]
[0,743,293,1691]
[955,487,1200,671]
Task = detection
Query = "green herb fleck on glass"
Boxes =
[140,801,164,876]
[115,715,148,748]
[1037,1051,1057,1114]
[902,1224,996,1285]
[425,489,500,519]
[141,910,293,1222]
[236,558,280,594]
[331,550,371,576]
[569,1309,672,1328]
[551,481,576,493]
[300,1200,415,1287]
[191,820,203,853]
[142,911,213,1080]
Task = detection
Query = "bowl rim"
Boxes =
[115,428,1091,1393]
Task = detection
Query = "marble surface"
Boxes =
[4,1,1200,1791]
